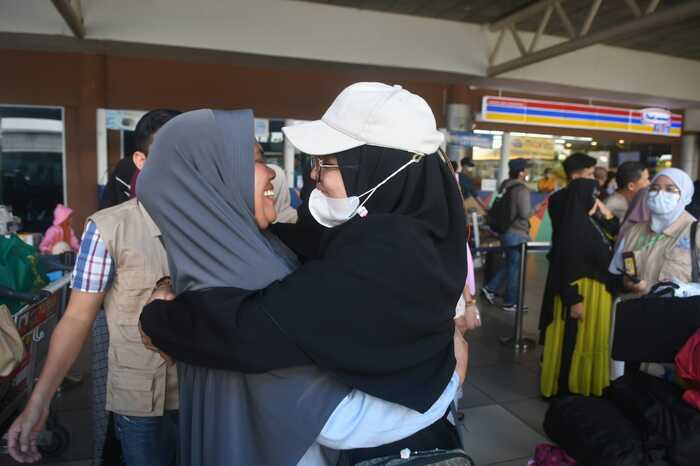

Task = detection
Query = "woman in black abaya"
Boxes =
[540,178,616,398]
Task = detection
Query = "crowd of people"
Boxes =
[474,150,700,401]
[5,81,699,466]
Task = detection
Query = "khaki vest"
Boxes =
[623,211,699,291]
[90,199,178,416]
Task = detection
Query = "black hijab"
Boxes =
[686,180,700,219]
[539,178,613,331]
[142,145,467,412]
[260,146,467,411]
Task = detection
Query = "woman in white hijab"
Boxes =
[609,167,697,296]
[269,164,298,224]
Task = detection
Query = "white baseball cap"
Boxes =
[282,82,444,156]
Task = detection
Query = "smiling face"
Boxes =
[309,155,348,199]
[253,143,277,229]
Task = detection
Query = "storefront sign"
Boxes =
[448,131,493,149]
[481,96,682,137]
[641,108,672,132]
[510,136,555,160]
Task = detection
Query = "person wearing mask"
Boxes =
[548,153,597,241]
[540,178,616,397]
[481,158,532,312]
[604,162,650,220]
[137,86,469,465]
[609,168,698,297]
[6,109,181,466]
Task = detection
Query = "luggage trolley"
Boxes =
[0,275,71,457]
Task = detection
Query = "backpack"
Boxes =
[487,182,521,234]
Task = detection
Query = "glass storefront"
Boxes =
[0,106,65,233]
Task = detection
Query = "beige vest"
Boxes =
[90,199,178,416]
[623,211,699,291]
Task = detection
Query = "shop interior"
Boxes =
[464,130,674,194]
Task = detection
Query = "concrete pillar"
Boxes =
[64,53,106,234]
[499,132,511,183]
[283,119,296,188]
[446,103,470,132]
[680,134,699,180]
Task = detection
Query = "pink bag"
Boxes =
[528,443,576,466]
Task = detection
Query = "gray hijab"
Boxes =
[138,109,348,466]
[138,108,295,293]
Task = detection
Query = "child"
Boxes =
[39,204,80,254]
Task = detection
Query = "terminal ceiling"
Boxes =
[293,0,700,61]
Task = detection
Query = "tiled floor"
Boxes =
[455,252,550,466]
[1,344,93,466]
[1,253,552,466]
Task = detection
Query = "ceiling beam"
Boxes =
[645,0,662,15]
[624,0,643,18]
[553,1,577,39]
[488,1,700,76]
[529,4,554,52]
[579,0,603,37]
[490,0,571,32]
[51,0,85,39]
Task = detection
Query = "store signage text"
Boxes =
[480,96,682,137]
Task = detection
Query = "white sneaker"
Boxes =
[502,303,528,313]
[481,287,496,305]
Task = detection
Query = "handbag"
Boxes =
[352,449,474,466]
[0,304,25,376]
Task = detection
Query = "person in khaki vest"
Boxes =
[609,168,698,297]
[7,110,180,466]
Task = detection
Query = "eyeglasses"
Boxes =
[649,185,681,195]
[308,157,358,181]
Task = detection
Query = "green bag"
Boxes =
[0,234,49,314]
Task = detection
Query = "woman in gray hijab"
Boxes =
[137,109,463,466]
[138,109,350,465]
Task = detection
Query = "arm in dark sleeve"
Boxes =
[560,283,583,307]
[598,215,620,237]
[607,271,624,296]
[140,288,311,372]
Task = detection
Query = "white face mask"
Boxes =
[647,191,681,215]
[308,153,425,228]
[308,188,361,228]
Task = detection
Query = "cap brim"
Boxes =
[282,120,364,156]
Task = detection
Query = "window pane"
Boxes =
[0,106,64,233]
